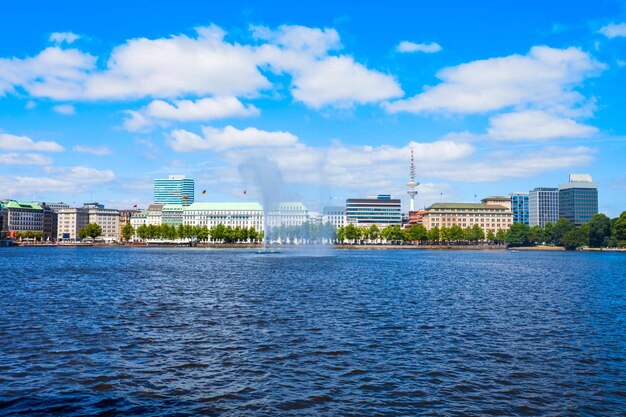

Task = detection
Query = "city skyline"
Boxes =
[1,1,626,215]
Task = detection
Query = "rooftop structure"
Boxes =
[407,148,419,212]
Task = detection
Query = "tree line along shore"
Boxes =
[10,211,626,251]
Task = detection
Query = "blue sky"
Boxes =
[1,0,625,215]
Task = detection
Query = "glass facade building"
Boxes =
[345,195,401,227]
[509,192,529,225]
[153,175,195,206]
[529,188,559,227]
[558,176,598,226]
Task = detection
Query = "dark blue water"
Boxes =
[1,248,625,416]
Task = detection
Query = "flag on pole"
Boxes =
[133,204,138,208]
[202,190,206,195]
[243,190,247,195]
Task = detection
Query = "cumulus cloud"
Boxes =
[598,22,626,39]
[169,125,299,151]
[52,104,75,115]
[0,24,403,109]
[0,133,64,152]
[486,111,598,140]
[123,96,259,132]
[0,153,52,165]
[49,32,80,45]
[384,46,605,115]
[396,41,442,53]
[0,166,115,196]
[73,144,113,156]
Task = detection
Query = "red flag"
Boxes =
[133,204,138,208]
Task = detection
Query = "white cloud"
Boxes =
[487,111,598,140]
[252,24,341,56]
[0,166,115,196]
[0,133,64,152]
[598,23,626,39]
[617,60,626,67]
[73,145,113,156]
[1,24,403,110]
[169,125,299,152]
[384,46,605,115]
[49,32,80,45]
[0,153,52,165]
[52,104,75,115]
[426,146,595,182]
[123,96,259,132]
[396,41,442,53]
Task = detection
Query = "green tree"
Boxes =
[528,225,544,245]
[79,223,103,240]
[440,226,451,243]
[121,223,135,242]
[428,226,440,243]
[449,225,464,242]
[344,224,360,242]
[543,222,555,244]
[554,218,575,246]
[486,229,495,242]
[587,214,611,248]
[471,224,485,242]
[507,222,530,247]
[336,226,345,243]
[495,229,506,244]
[405,224,428,242]
[611,211,626,246]
[561,228,585,250]
[368,224,380,241]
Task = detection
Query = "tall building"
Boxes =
[153,175,195,206]
[421,197,513,233]
[558,174,598,226]
[346,195,402,227]
[407,149,419,212]
[57,208,89,241]
[322,206,346,228]
[529,187,559,227]
[509,192,529,225]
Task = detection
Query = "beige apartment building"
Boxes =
[57,203,120,242]
[421,196,513,233]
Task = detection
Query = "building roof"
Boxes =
[1,200,43,210]
[323,205,345,214]
[162,204,184,211]
[346,198,401,204]
[427,202,509,210]
[185,202,263,211]
[267,202,308,211]
[482,196,511,201]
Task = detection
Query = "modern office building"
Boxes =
[558,174,598,226]
[183,202,263,230]
[86,203,120,240]
[43,202,70,212]
[322,206,346,228]
[509,192,529,225]
[345,195,402,227]
[57,207,89,241]
[153,175,195,206]
[421,197,513,233]
[529,187,559,227]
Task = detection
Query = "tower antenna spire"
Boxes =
[406,147,419,212]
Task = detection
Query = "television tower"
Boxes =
[407,148,419,212]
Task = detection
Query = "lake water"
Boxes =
[1,247,625,416]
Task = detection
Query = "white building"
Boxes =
[130,210,147,229]
[146,204,164,226]
[322,206,346,228]
[529,187,559,227]
[266,202,309,227]
[183,202,263,230]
